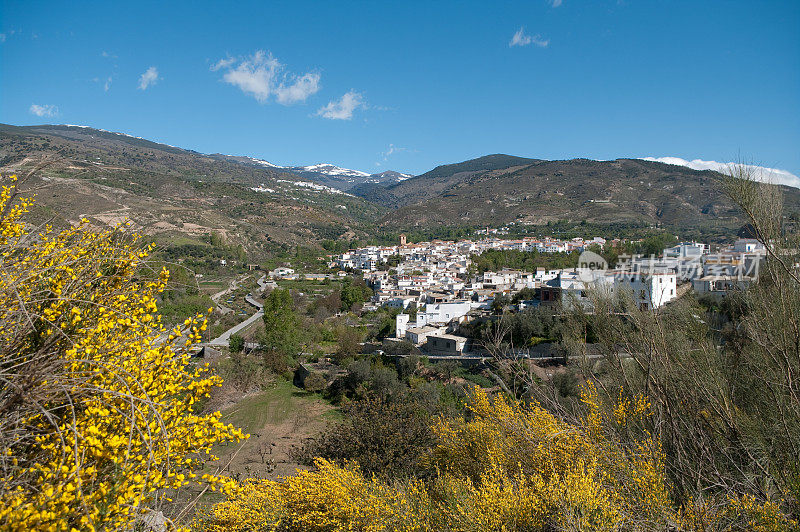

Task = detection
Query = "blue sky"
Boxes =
[2,0,799,180]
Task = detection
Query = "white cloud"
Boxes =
[29,104,58,117]
[104,76,112,92]
[509,27,549,48]
[549,0,563,7]
[1,30,17,43]
[382,143,406,160]
[210,56,236,71]
[213,50,320,105]
[316,90,365,120]
[531,35,549,47]
[510,27,532,47]
[220,51,279,102]
[641,156,800,189]
[137,66,159,90]
[276,72,321,105]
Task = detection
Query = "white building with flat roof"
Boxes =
[613,271,677,310]
[417,301,472,326]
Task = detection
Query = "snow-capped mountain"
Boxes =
[288,166,414,191]
[217,155,414,191]
[368,170,413,182]
[294,163,371,178]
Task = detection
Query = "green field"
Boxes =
[219,379,315,434]
[206,378,335,484]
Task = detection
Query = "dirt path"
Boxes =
[210,274,251,315]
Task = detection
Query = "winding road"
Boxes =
[207,274,270,347]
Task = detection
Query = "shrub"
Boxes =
[198,386,796,531]
[293,397,437,479]
[229,333,245,353]
[0,175,246,530]
[303,372,328,393]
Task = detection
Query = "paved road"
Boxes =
[207,284,265,347]
[208,308,264,347]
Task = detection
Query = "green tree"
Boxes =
[491,294,509,314]
[228,333,245,353]
[335,325,363,363]
[435,359,459,381]
[260,288,301,357]
[340,277,373,312]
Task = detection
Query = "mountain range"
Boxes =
[210,155,412,191]
[2,123,799,256]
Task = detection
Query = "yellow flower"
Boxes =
[0,175,246,531]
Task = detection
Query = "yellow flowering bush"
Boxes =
[197,383,796,531]
[424,384,672,530]
[0,175,246,531]
[197,458,431,532]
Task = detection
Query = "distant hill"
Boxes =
[351,154,539,205]
[211,155,412,191]
[353,155,800,235]
[0,124,385,255]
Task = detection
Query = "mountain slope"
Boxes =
[364,155,800,235]
[0,124,385,255]
[351,154,541,206]
[3,124,796,245]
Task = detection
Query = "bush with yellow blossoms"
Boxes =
[0,175,246,531]
[196,384,796,531]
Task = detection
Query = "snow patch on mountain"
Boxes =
[275,179,353,196]
[299,164,371,178]
[247,157,283,168]
[63,124,146,141]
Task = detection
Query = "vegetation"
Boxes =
[550,167,800,517]
[294,388,453,481]
[470,249,580,273]
[229,333,245,353]
[260,289,302,358]
[197,385,794,531]
[339,277,373,312]
[0,175,245,530]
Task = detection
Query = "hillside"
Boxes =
[357,155,800,235]
[351,154,540,205]
[0,124,385,256]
